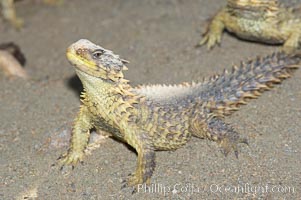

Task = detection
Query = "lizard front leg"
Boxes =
[59,105,93,166]
[198,10,226,49]
[122,132,156,191]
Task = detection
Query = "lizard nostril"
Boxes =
[76,49,82,55]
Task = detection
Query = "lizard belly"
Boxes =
[226,18,284,44]
[94,116,124,139]
[151,116,191,151]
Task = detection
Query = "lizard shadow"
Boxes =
[66,75,83,96]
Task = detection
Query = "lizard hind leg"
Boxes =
[208,118,248,158]
[194,117,248,158]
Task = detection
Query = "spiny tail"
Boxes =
[196,52,301,116]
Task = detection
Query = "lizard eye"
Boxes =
[92,49,105,59]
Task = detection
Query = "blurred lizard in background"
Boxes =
[198,0,301,52]
[0,0,63,29]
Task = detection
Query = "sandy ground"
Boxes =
[0,0,300,199]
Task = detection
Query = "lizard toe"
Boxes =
[57,150,84,168]
[219,134,248,158]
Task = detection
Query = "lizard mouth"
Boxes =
[66,47,99,71]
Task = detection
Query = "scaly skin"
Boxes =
[198,0,301,52]
[0,0,62,29]
[59,39,300,189]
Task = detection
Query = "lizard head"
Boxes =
[66,39,129,81]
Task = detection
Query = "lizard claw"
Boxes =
[219,135,248,158]
[121,173,137,188]
[121,173,142,194]
[121,174,132,189]
[57,150,85,170]
[198,32,221,50]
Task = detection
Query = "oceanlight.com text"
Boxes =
[137,183,296,196]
